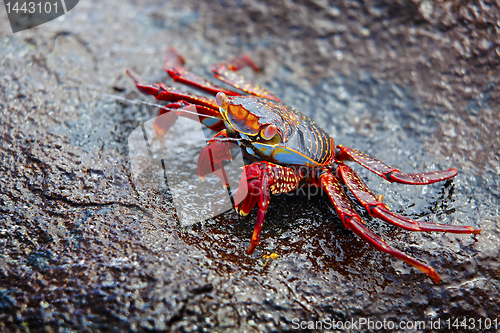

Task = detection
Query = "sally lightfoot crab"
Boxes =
[127,47,480,283]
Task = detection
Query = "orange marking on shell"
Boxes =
[227,104,261,133]
[246,111,260,132]
[229,105,248,122]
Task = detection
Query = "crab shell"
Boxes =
[216,92,335,167]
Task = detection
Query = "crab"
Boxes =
[127,47,480,283]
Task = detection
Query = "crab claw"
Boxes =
[197,143,232,177]
[197,145,214,181]
[197,137,233,188]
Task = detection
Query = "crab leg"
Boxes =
[164,47,241,96]
[126,69,219,109]
[127,69,226,133]
[153,101,225,136]
[319,172,441,283]
[336,146,458,185]
[337,164,481,234]
[234,162,301,254]
[164,47,280,101]
[153,102,183,136]
[211,55,281,101]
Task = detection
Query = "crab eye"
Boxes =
[261,124,278,140]
[216,92,226,107]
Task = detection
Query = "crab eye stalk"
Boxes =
[216,92,229,110]
[260,124,280,143]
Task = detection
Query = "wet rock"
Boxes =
[0,0,499,331]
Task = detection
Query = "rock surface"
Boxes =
[0,0,499,331]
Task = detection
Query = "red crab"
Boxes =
[127,47,480,283]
